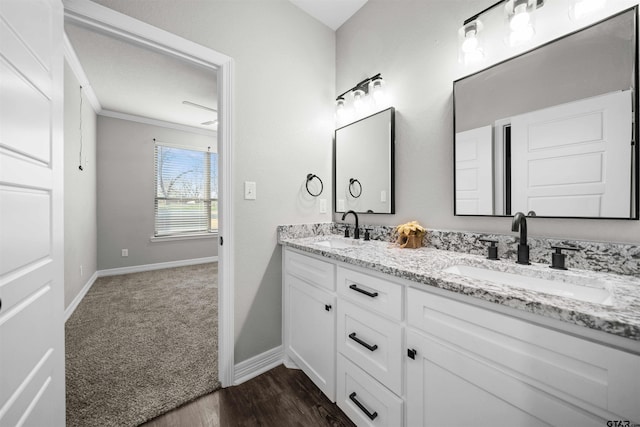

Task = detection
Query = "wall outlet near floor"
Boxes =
[122,249,129,257]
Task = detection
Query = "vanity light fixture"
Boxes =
[458,0,546,62]
[568,0,607,21]
[335,73,386,122]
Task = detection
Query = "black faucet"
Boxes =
[511,212,530,265]
[341,210,360,239]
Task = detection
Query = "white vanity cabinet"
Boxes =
[405,287,640,426]
[283,249,336,401]
[282,246,640,427]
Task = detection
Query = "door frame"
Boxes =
[63,0,235,387]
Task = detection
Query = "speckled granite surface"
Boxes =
[277,223,640,276]
[278,225,640,342]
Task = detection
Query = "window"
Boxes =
[154,144,218,237]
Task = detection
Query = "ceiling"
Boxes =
[65,21,218,131]
[288,0,368,30]
[64,1,366,132]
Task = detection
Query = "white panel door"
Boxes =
[455,125,493,214]
[511,90,632,217]
[0,0,65,426]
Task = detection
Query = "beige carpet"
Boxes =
[65,263,220,427]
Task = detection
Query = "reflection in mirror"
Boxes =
[454,8,638,219]
[335,107,395,214]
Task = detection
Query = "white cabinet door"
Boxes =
[0,1,65,426]
[406,329,605,427]
[285,274,336,401]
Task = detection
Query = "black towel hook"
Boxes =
[306,173,323,197]
[349,178,362,198]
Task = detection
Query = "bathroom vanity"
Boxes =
[280,231,640,427]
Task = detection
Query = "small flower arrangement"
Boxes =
[395,221,426,249]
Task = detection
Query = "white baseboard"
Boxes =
[233,345,283,386]
[65,271,99,322]
[98,256,218,277]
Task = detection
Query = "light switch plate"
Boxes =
[244,181,256,200]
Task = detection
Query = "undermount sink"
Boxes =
[443,265,614,306]
[313,238,363,249]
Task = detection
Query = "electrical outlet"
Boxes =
[319,198,327,213]
[122,249,129,257]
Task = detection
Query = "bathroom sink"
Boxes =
[443,265,614,306]
[313,238,363,249]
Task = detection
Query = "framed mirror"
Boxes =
[453,7,638,219]
[334,107,395,214]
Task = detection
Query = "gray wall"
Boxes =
[336,0,640,244]
[97,116,217,270]
[64,60,98,309]
[93,0,335,363]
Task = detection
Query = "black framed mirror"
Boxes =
[334,107,395,214]
[453,7,638,219]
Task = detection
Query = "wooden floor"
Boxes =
[140,365,355,427]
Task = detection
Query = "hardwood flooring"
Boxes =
[140,364,355,427]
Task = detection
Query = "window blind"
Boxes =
[154,144,218,237]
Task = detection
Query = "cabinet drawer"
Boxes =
[285,249,335,291]
[337,300,402,395]
[407,287,640,422]
[337,354,403,427]
[337,267,402,320]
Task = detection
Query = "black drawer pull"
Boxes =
[349,284,378,298]
[349,392,378,420]
[349,332,378,352]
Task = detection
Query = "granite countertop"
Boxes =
[280,234,640,342]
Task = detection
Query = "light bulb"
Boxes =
[335,98,346,122]
[569,0,607,21]
[461,33,479,53]
[370,77,386,105]
[458,20,484,65]
[353,89,365,111]
[510,3,530,31]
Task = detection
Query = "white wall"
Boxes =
[92,0,336,363]
[97,116,217,269]
[336,0,640,244]
[64,60,98,309]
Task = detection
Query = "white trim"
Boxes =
[64,271,99,322]
[98,256,217,277]
[63,0,235,387]
[233,346,283,386]
[100,109,217,137]
[150,232,218,243]
[62,32,102,113]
